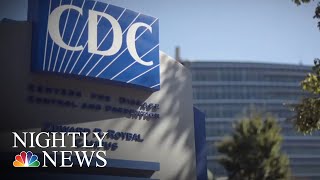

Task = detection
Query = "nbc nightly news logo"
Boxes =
[12,132,108,168]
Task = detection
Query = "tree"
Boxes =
[217,114,290,180]
[289,1,320,133]
[290,59,320,133]
[292,0,320,29]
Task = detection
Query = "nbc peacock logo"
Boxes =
[13,151,40,167]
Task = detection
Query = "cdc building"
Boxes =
[183,61,320,180]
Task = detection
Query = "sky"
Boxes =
[0,0,319,65]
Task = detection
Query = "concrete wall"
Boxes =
[0,21,197,180]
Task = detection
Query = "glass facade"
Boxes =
[184,61,320,179]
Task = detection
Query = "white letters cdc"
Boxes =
[48,5,154,66]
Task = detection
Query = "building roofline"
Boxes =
[183,60,312,68]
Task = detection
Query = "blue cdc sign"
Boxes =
[28,0,160,91]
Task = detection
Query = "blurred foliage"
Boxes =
[217,114,290,180]
[301,59,320,94]
[292,0,313,5]
[292,0,320,29]
[290,59,320,133]
[290,1,320,133]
